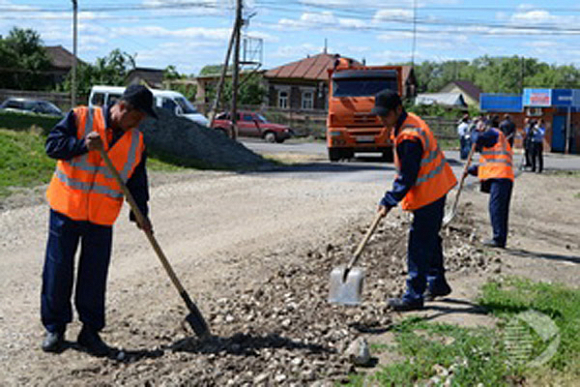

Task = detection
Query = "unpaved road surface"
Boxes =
[0,156,579,385]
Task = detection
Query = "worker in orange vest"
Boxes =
[41,85,157,355]
[467,116,514,248]
[374,90,458,311]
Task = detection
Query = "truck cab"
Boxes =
[327,60,403,161]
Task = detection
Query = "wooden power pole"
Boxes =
[231,0,243,140]
[71,0,78,107]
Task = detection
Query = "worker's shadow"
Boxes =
[505,247,580,265]
[170,332,335,357]
[55,341,165,361]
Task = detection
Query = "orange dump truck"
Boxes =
[326,59,404,162]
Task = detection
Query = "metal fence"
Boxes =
[201,103,459,140]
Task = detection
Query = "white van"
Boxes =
[88,85,209,126]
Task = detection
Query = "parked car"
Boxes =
[89,85,209,126]
[212,111,293,143]
[0,97,63,117]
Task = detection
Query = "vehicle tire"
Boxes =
[328,148,342,162]
[264,131,277,143]
[216,128,230,138]
[382,148,394,162]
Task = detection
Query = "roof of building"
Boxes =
[416,92,467,107]
[265,53,359,81]
[442,80,482,102]
[45,45,82,69]
[127,67,165,88]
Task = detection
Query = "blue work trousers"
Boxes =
[41,209,113,333]
[488,179,513,247]
[460,136,471,160]
[403,195,450,303]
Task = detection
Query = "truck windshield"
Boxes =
[175,97,199,114]
[332,78,398,98]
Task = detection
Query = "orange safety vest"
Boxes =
[478,129,514,181]
[46,106,145,226]
[393,113,457,211]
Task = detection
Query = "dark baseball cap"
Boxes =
[371,89,402,117]
[122,84,158,119]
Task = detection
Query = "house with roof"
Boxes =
[439,80,482,108]
[126,67,165,89]
[263,52,351,110]
[44,45,83,84]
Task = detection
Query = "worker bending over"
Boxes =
[41,85,156,355]
[374,90,457,311]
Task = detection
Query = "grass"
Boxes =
[0,128,56,198]
[0,127,198,199]
[346,277,580,386]
[479,277,580,384]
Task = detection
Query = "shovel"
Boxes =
[443,142,476,227]
[98,148,210,339]
[328,212,383,305]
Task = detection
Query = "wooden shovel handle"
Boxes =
[346,212,383,270]
[450,142,476,215]
[98,148,186,295]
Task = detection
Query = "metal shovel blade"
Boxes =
[442,209,456,227]
[328,265,365,305]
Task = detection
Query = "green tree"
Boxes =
[0,27,52,90]
[163,65,197,101]
[58,49,136,97]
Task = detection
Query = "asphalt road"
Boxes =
[241,138,579,184]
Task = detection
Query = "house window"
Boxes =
[302,91,313,110]
[278,90,289,109]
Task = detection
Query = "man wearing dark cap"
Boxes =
[40,85,156,355]
[373,90,457,311]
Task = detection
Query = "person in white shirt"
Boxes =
[457,113,471,160]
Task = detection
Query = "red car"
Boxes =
[212,111,293,143]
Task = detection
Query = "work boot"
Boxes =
[424,286,452,302]
[387,297,424,311]
[77,326,110,356]
[41,331,65,353]
[482,239,505,249]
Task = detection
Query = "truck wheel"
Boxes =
[216,128,230,138]
[382,149,394,162]
[328,148,342,162]
[264,131,276,143]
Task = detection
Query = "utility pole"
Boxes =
[71,0,78,108]
[208,18,238,129]
[411,0,417,67]
[231,0,243,140]
[520,56,525,94]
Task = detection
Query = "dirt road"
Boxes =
[0,166,578,386]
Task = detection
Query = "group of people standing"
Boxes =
[523,118,546,173]
[457,113,545,172]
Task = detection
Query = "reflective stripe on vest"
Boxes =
[53,168,123,199]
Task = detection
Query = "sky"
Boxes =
[1,0,580,75]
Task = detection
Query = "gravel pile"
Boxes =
[139,109,269,170]
[110,210,497,386]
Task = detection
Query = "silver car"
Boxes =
[0,97,63,117]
